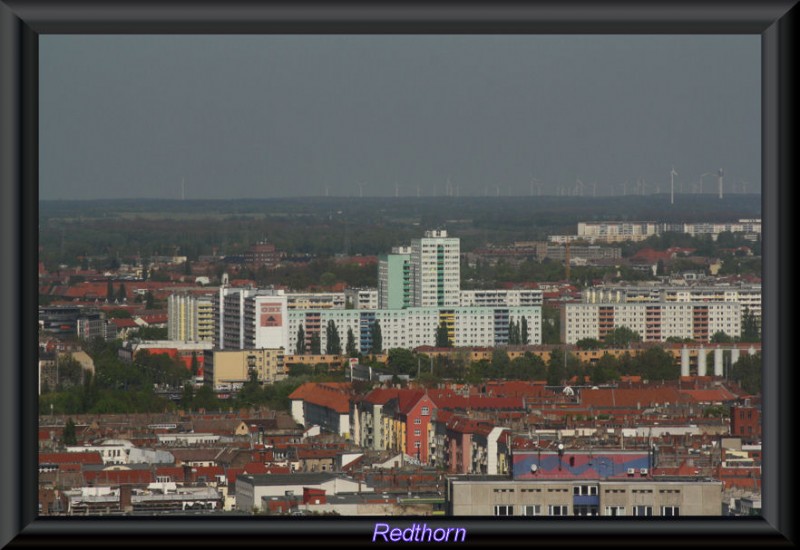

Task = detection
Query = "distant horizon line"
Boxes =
[38,192,763,202]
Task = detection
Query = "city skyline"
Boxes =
[40,35,760,200]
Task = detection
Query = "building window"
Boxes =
[494,505,514,516]
[633,506,653,516]
[548,505,568,516]
[604,506,625,516]
[573,505,599,516]
[414,418,421,425]
[661,506,680,517]
[421,407,430,416]
[573,485,598,496]
[414,429,421,436]
[522,505,541,516]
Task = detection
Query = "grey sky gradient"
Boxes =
[40,35,760,200]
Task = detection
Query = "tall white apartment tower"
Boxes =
[410,230,460,307]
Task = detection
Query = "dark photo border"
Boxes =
[1,1,796,547]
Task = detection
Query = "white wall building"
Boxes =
[584,284,761,321]
[562,301,742,344]
[460,289,543,307]
[411,230,460,307]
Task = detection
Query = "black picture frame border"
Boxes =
[1,1,796,547]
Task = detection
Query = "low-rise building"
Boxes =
[447,476,723,516]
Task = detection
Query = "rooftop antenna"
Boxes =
[670,167,678,205]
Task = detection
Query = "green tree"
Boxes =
[180,383,194,410]
[591,353,621,385]
[296,325,306,355]
[63,418,78,446]
[116,283,127,302]
[490,349,511,376]
[370,320,382,354]
[730,352,761,395]
[346,327,358,357]
[325,320,342,355]
[145,291,155,309]
[310,332,322,355]
[435,320,452,348]
[604,326,642,348]
[508,318,520,345]
[710,331,733,343]
[576,338,603,350]
[741,307,761,343]
[193,384,220,411]
[388,348,417,376]
[542,306,561,344]
[521,317,529,345]
[547,348,568,386]
[106,280,114,301]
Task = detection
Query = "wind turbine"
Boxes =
[395,181,399,198]
[575,178,584,196]
[592,181,597,197]
[718,168,724,199]
[700,172,714,194]
[358,181,366,198]
[670,167,678,205]
[739,180,749,194]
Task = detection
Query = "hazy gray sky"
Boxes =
[40,35,760,200]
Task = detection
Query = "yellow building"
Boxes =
[203,348,285,390]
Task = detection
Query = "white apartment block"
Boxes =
[460,289,544,308]
[345,288,379,310]
[664,219,761,241]
[286,292,345,310]
[287,307,542,354]
[554,219,761,244]
[584,284,761,320]
[411,230,460,307]
[576,222,661,244]
[562,301,742,344]
[168,293,215,342]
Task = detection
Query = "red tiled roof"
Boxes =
[363,388,401,406]
[680,389,738,403]
[397,390,426,414]
[83,469,154,485]
[39,452,103,465]
[289,382,352,414]
[579,387,683,409]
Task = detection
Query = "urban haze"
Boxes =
[40,35,760,200]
